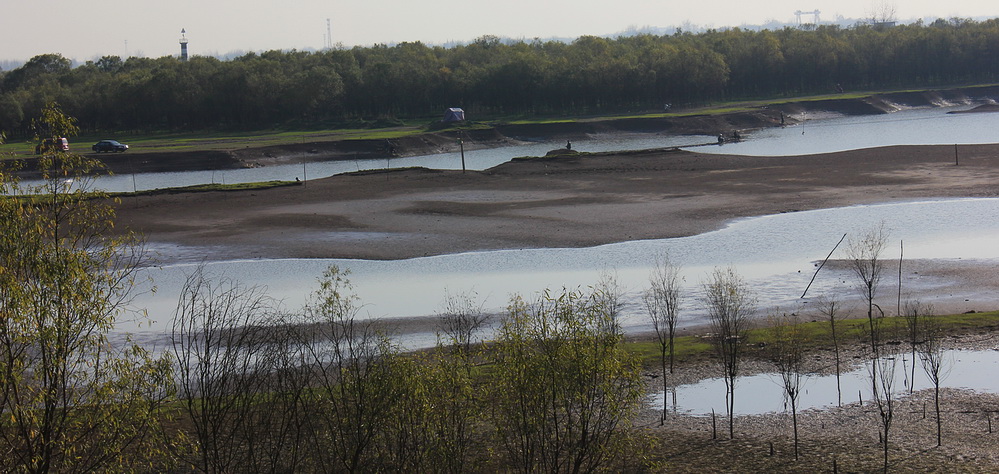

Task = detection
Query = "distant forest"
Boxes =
[2,18,998,137]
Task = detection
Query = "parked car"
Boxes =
[34,137,69,154]
[92,139,129,153]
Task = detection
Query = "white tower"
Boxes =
[180,28,189,61]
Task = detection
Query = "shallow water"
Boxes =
[694,106,999,156]
[120,198,999,350]
[64,134,714,193]
[28,104,999,193]
[649,349,999,416]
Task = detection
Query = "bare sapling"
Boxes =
[918,310,950,447]
[767,310,808,460]
[643,253,683,424]
[703,267,755,439]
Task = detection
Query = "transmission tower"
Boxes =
[326,18,332,49]
[794,10,821,26]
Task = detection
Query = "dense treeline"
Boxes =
[2,18,999,137]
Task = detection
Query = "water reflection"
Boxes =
[694,106,999,156]
[650,349,999,416]
[122,198,999,349]
[29,105,999,193]
[69,134,713,193]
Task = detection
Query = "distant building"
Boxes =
[180,29,189,61]
[443,108,465,122]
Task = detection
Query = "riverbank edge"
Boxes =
[629,316,999,471]
[13,84,999,180]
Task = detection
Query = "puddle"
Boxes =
[650,349,999,416]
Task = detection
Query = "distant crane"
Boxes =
[795,9,821,26]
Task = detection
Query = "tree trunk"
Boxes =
[792,398,799,460]
[661,346,668,425]
[882,424,890,474]
[728,378,736,439]
[935,384,942,447]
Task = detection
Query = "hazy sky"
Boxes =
[4,0,997,62]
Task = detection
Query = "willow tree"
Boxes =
[489,287,642,472]
[299,266,403,473]
[0,105,171,472]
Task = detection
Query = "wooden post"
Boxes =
[712,409,717,440]
[459,137,466,173]
[898,240,903,317]
[955,144,959,166]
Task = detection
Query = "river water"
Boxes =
[697,105,999,156]
[45,104,999,193]
[107,105,999,350]
[83,134,714,193]
[121,197,999,351]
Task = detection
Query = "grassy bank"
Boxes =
[5,83,996,158]
[625,310,999,368]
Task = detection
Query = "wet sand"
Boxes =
[635,330,999,472]
[115,143,999,261]
[111,143,999,315]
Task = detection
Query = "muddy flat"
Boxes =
[113,143,999,262]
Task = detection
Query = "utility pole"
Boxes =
[458,137,466,173]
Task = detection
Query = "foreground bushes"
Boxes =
[168,267,643,472]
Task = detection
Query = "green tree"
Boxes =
[299,266,401,473]
[0,108,171,472]
[32,102,79,155]
[377,347,479,473]
[489,287,642,473]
